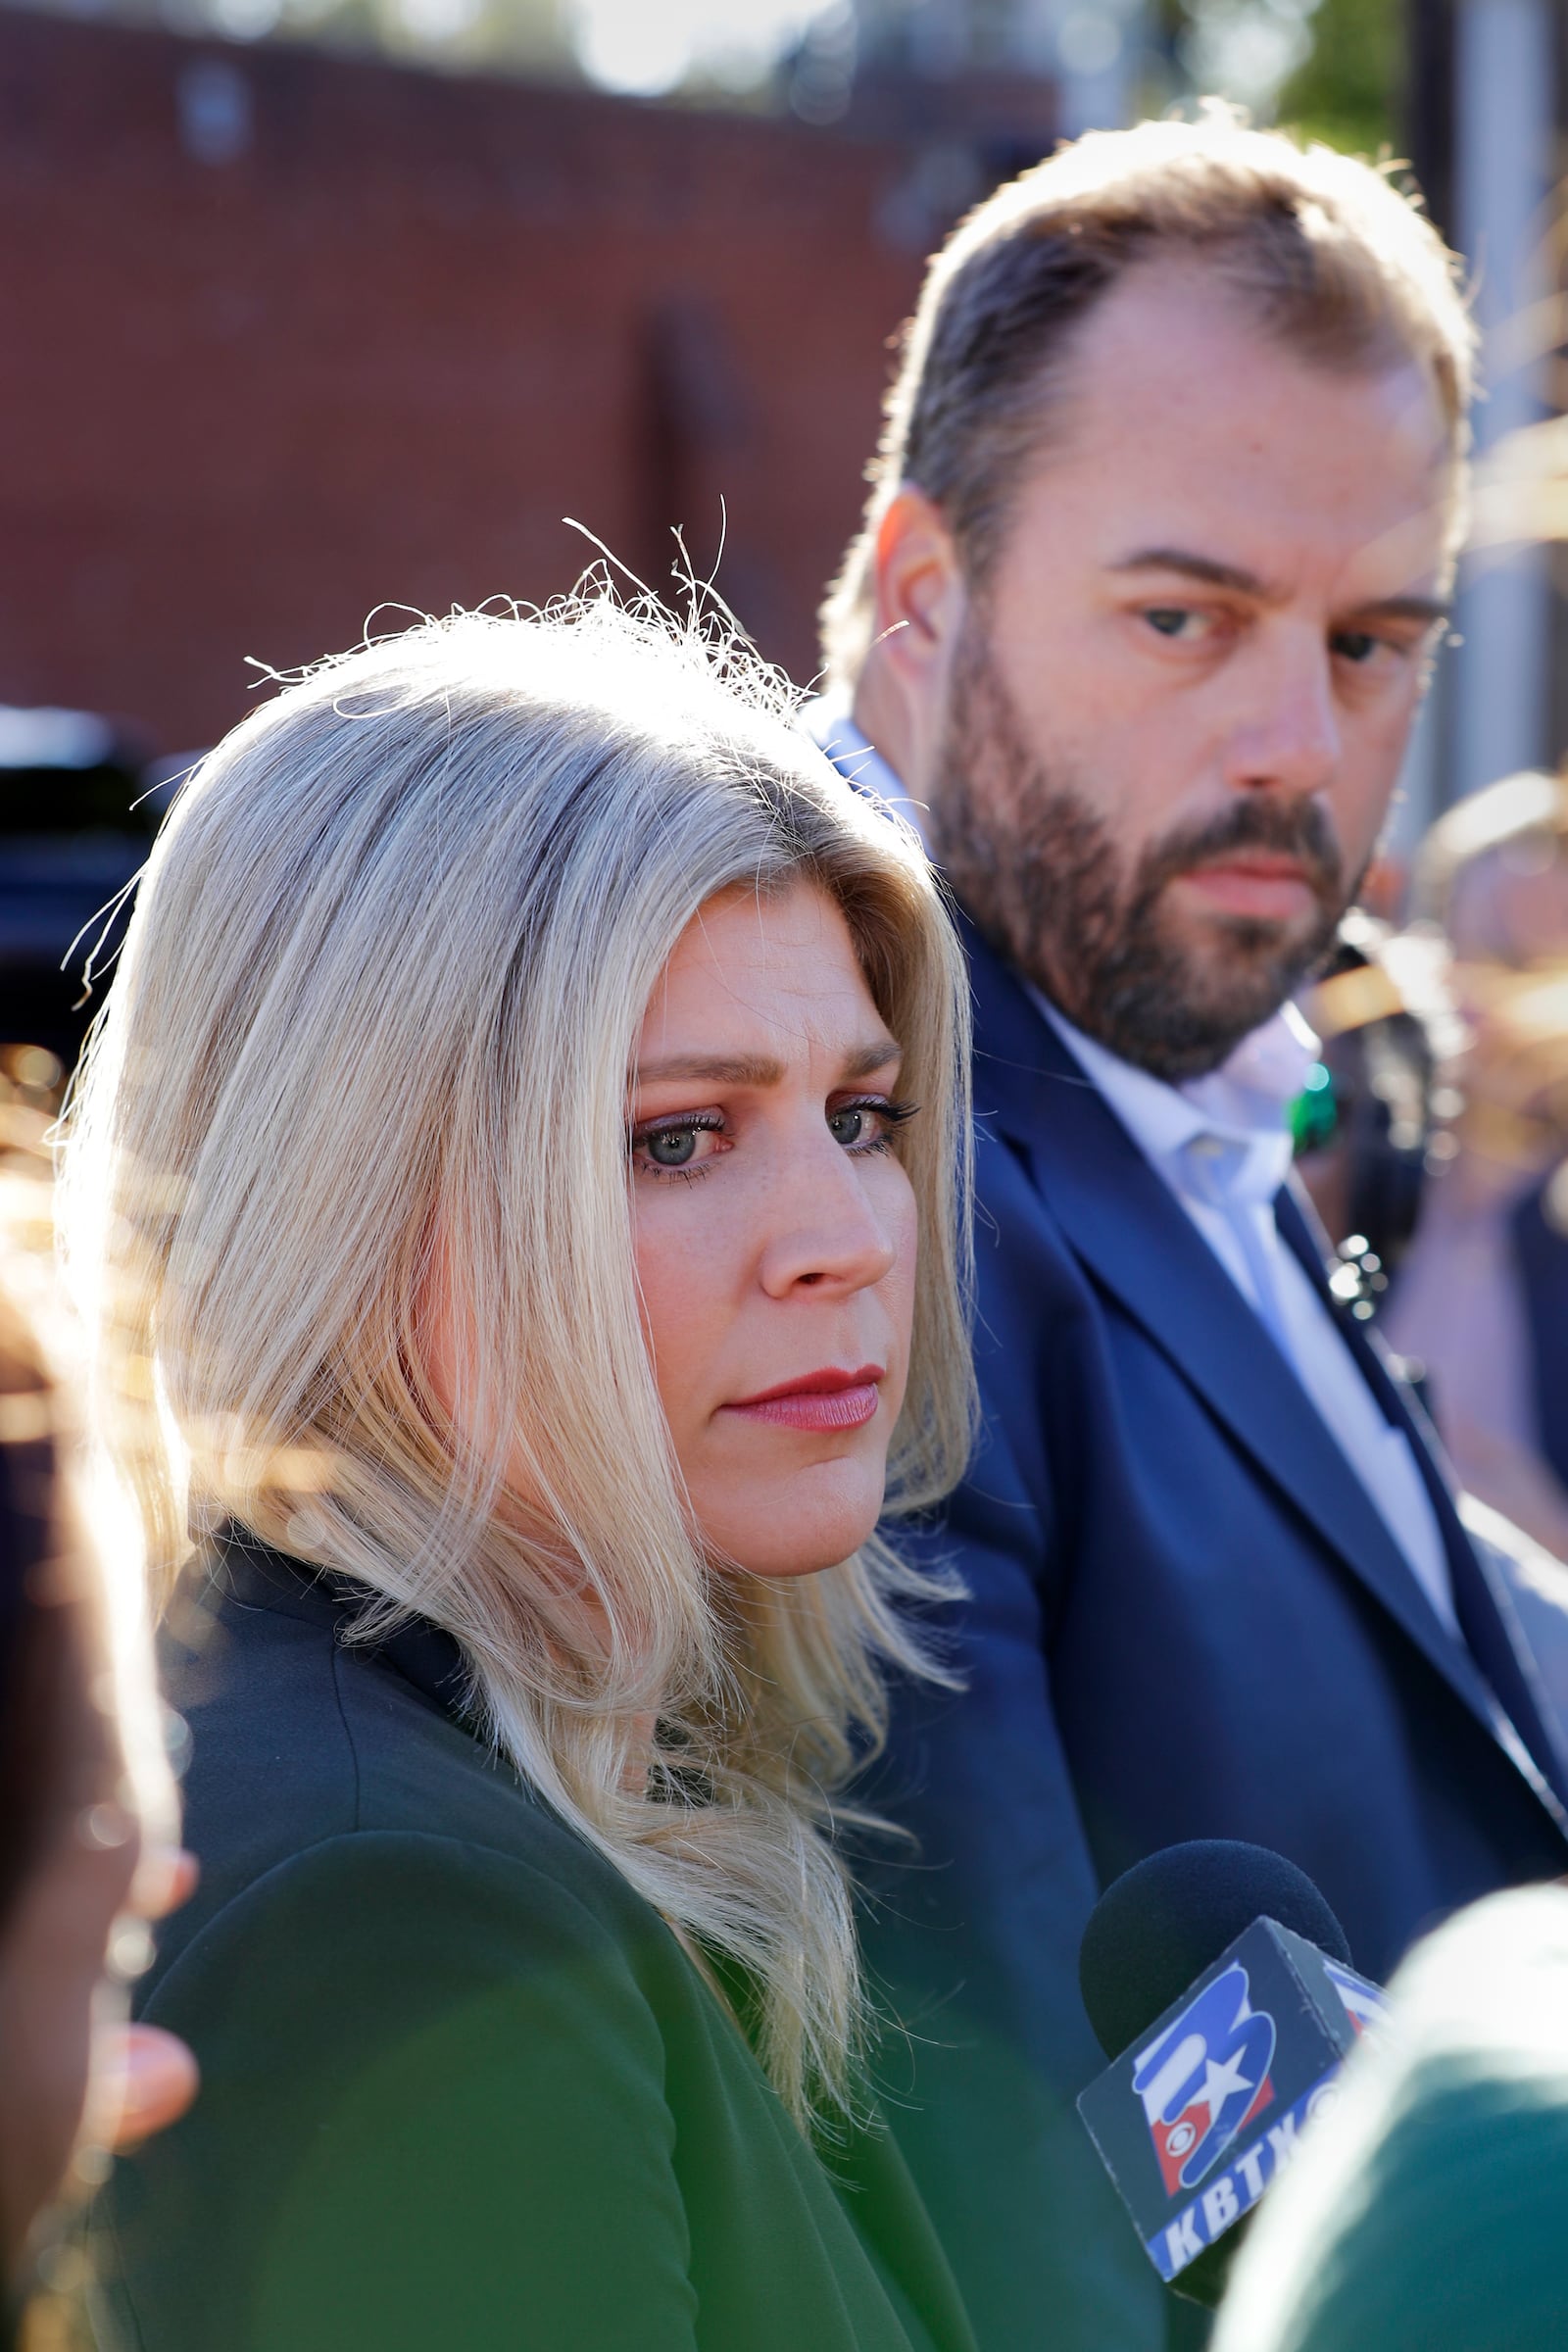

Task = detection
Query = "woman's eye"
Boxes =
[646,1127,700,1167]
[828,1106,870,1148]
[629,1112,727,1180]
[826,1098,916,1153]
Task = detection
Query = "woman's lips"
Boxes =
[724,1366,884,1433]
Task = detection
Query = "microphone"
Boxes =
[1075,1841,1385,2307]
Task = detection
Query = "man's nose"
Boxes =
[1220,631,1343,798]
[756,1138,900,1300]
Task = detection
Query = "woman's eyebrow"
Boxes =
[637,1053,785,1087]
[840,1037,903,1080]
[635,1038,901,1089]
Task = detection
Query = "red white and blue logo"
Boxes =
[1323,1958,1386,2040]
[1130,1962,1277,2196]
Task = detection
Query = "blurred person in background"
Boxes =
[1290,909,1438,1279]
[808,111,1568,2352]
[0,1067,196,2345]
[1383,770,1568,1562]
[1212,1878,1568,2352]
[59,595,981,2352]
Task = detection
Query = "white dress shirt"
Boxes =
[802,698,1458,1634]
[1043,1001,1457,1635]
[803,702,927,835]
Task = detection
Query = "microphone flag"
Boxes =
[1076,1915,1384,2285]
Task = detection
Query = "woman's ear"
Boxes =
[858,489,967,798]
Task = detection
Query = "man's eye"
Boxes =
[1145,608,1200,640]
[1332,630,1381,665]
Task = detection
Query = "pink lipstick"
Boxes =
[725,1365,884,1433]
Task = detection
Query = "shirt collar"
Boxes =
[800,699,930,846]
[1038,991,1317,1205]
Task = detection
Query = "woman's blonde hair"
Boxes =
[59,589,973,2133]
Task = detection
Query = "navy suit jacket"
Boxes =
[859,920,1568,2352]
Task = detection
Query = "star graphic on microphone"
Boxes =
[1189,2048,1254,2127]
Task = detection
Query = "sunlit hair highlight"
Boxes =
[58,588,974,2133]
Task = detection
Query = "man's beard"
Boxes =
[927,629,1358,1083]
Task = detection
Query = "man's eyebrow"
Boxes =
[1109,550,1450,630]
[634,1038,901,1089]
[1344,593,1450,629]
[1109,548,1275,598]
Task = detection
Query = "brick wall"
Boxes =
[0,12,929,751]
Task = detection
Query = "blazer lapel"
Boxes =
[965,921,1561,1805]
[1276,1190,1568,1816]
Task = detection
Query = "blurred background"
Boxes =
[1,0,1565,1053]
[3,5,1568,1510]
[0,0,1567,1750]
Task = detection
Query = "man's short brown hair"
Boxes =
[819,107,1474,689]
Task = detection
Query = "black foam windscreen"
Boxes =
[1078,1839,1352,2061]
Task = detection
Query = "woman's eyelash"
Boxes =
[853,1096,918,1125]
[627,1110,725,1184]
[831,1096,920,1155]
[631,1113,725,1140]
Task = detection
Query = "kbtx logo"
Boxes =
[1131,1963,1276,2195]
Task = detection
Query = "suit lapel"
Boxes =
[965,921,1564,1815]
[1276,1190,1568,1815]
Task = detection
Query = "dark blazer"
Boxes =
[858,922,1568,2352]
[99,1533,977,2352]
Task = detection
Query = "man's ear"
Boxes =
[855,488,967,794]
[871,487,967,691]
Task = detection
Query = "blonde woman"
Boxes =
[60,595,978,2352]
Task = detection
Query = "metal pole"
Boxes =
[1403,0,1455,239]
[1449,0,1555,802]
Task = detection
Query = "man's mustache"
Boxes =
[1139,796,1345,905]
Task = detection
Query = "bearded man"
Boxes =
[808,116,1568,2352]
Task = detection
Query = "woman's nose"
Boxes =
[755,1142,901,1300]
